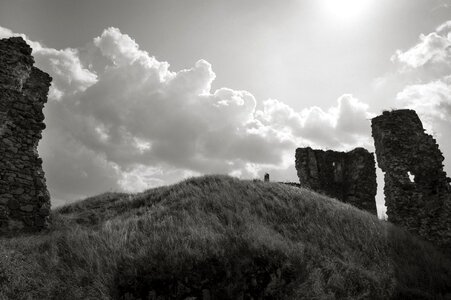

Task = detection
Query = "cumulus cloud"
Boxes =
[436,20,451,34]
[367,19,451,218]
[392,20,451,174]
[397,76,451,124]
[391,21,451,76]
[379,20,451,136]
[0,27,97,100]
[34,48,98,99]
[256,95,373,149]
[392,33,451,69]
[303,95,373,148]
[1,26,376,204]
[396,76,451,169]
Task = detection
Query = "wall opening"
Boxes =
[374,153,387,220]
[407,171,415,183]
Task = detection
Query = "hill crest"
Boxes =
[0,175,450,299]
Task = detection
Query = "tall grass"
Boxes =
[0,175,450,299]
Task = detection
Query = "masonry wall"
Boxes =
[295,147,377,215]
[372,109,451,250]
[0,37,51,234]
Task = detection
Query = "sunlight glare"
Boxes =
[323,0,373,20]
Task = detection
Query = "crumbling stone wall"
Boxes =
[295,147,377,215]
[372,109,451,249]
[0,37,51,234]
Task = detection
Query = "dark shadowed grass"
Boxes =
[0,175,450,299]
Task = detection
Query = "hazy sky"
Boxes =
[1,0,450,217]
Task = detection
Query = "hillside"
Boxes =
[0,175,450,299]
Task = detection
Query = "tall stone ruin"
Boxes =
[0,37,51,234]
[372,109,451,249]
[295,147,377,215]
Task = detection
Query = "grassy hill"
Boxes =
[0,175,450,299]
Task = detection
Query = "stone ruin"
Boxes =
[295,109,451,250]
[295,147,377,215]
[0,37,51,234]
[372,109,451,250]
[0,37,449,252]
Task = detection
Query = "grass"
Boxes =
[0,175,450,299]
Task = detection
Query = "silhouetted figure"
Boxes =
[264,173,270,182]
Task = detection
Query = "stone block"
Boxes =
[20,205,34,212]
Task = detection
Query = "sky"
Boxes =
[0,0,450,217]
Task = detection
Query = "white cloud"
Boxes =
[34,48,98,99]
[396,76,451,168]
[1,26,377,204]
[368,20,451,219]
[436,20,451,34]
[377,20,451,141]
[391,20,451,175]
[392,22,451,71]
[397,76,451,125]
[256,94,373,150]
[38,126,122,204]
[0,27,97,100]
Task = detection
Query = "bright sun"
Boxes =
[323,0,373,20]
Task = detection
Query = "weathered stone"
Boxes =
[11,187,24,194]
[0,37,52,235]
[295,147,377,215]
[8,219,24,230]
[202,289,211,300]
[0,37,33,91]
[20,205,34,212]
[38,204,50,216]
[372,109,451,250]
[22,216,34,226]
[35,215,46,227]
[7,198,19,210]
[147,290,157,300]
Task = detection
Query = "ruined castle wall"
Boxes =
[295,147,377,215]
[372,109,451,249]
[0,37,51,234]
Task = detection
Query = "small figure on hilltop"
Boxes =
[264,173,270,182]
